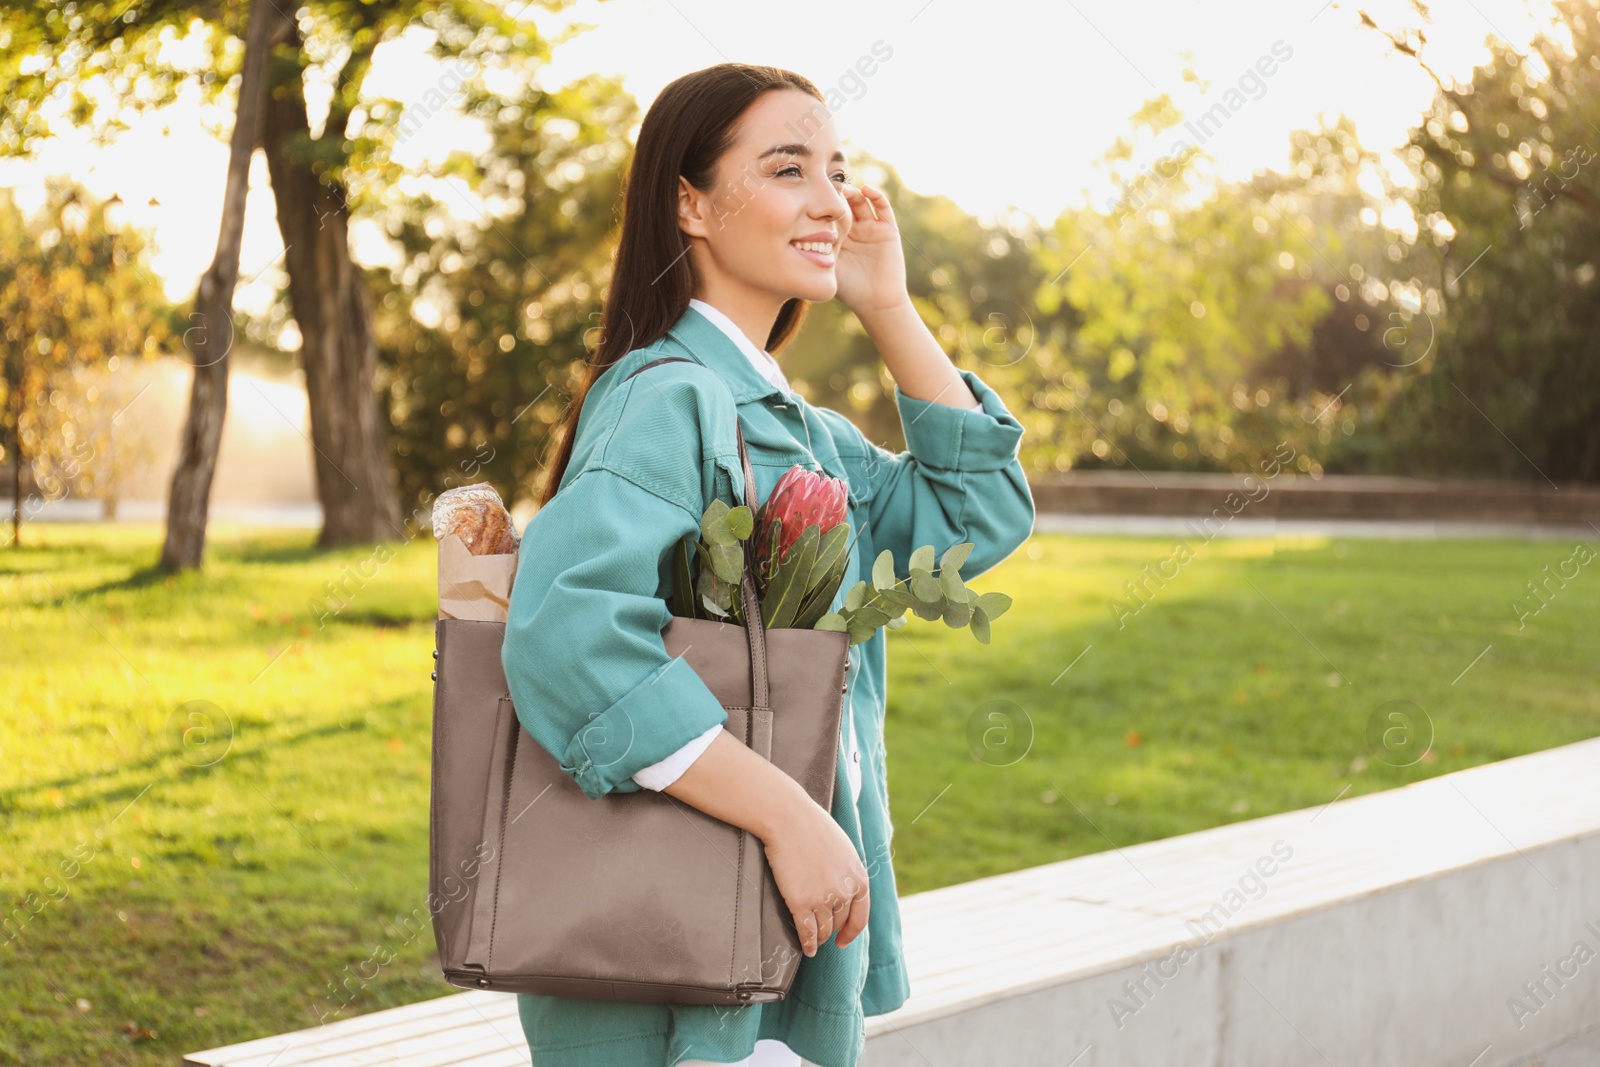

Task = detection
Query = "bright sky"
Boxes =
[0,0,1563,322]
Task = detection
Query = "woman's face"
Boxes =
[678,88,853,309]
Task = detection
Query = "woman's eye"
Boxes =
[773,164,850,184]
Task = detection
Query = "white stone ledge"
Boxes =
[184,738,1600,1066]
[859,736,1600,1066]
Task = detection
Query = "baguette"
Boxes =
[432,483,519,555]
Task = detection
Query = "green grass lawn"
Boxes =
[2,522,1596,1064]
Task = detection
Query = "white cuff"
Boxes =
[630,723,725,790]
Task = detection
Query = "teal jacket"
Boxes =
[500,303,1035,1067]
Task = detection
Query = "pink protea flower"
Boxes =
[755,465,849,575]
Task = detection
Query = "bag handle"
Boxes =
[624,355,771,711]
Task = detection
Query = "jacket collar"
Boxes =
[663,303,794,406]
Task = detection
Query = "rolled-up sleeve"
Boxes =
[631,722,724,790]
[846,368,1035,580]
[500,465,731,801]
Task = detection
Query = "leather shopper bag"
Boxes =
[429,355,852,1005]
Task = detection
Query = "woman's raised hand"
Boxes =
[833,182,909,320]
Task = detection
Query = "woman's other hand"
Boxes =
[761,801,871,956]
[662,730,871,957]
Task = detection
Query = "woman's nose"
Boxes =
[813,180,849,223]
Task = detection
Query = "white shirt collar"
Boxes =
[688,298,794,399]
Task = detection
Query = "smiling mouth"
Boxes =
[791,240,836,266]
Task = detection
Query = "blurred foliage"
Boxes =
[1036,104,1368,479]
[1359,0,1600,480]
[0,2,238,159]
[793,105,1410,481]
[6,0,1599,511]
[365,74,636,515]
[0,1,589,181]
[0,0,603,521]
[781,163,1050,457]
[0,181,176,521]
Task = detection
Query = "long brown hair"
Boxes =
[535,63,828,506]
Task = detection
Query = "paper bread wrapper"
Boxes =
[437,532,519,622]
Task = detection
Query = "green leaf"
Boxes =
[701,592,731,619]
[910,575,942,603]
[970,605,991,644]
[709,540,744,584]
[844,580,869,612]
[700,499,733,544]
[885,613,908,630]
[942,596,974,628]
[792,532,853,630]
[939,567,967,603]
[699,557,734,615]
[726,504,754,540]
[806,523,850,594]
[703,501,754,548]
[940,542,974,573]
[875,585,918,611]
[792,578,839,631]
[909,545,936,575]
[815,611,848,632]
[846,613,880,645]
[911,596,944,622]
[762,525,820,629]
[669,539,696,617]
[851,603,892,629]
[871,548,897,592]
[764,518,784,580]
[975,590,1013,620]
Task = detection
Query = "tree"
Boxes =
[257,5,403,549]
[0,0,583,566]
[365,74,636,518]
[251,0,585,541]
[1359,0,1600,480]
[0,182,173,546]
[1030,95,1342,476]
[162,0,292,570]
[781,157,1052,457]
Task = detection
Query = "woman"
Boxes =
[501,63,1035,1066]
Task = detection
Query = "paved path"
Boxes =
[1034,513,1600,541]
[3,498,323,528]
[8,498,1599,542]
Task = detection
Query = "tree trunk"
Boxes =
[7,343,20,548]
[259,29,403,547]
[159,0,292,572]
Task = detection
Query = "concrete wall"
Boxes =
[854,737,1600,1067]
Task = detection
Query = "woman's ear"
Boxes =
[678,175,710,241]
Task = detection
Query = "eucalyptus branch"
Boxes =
[816,542,1014,646]
[670,484,1014,648]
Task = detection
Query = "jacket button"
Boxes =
[430,670,437,682]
